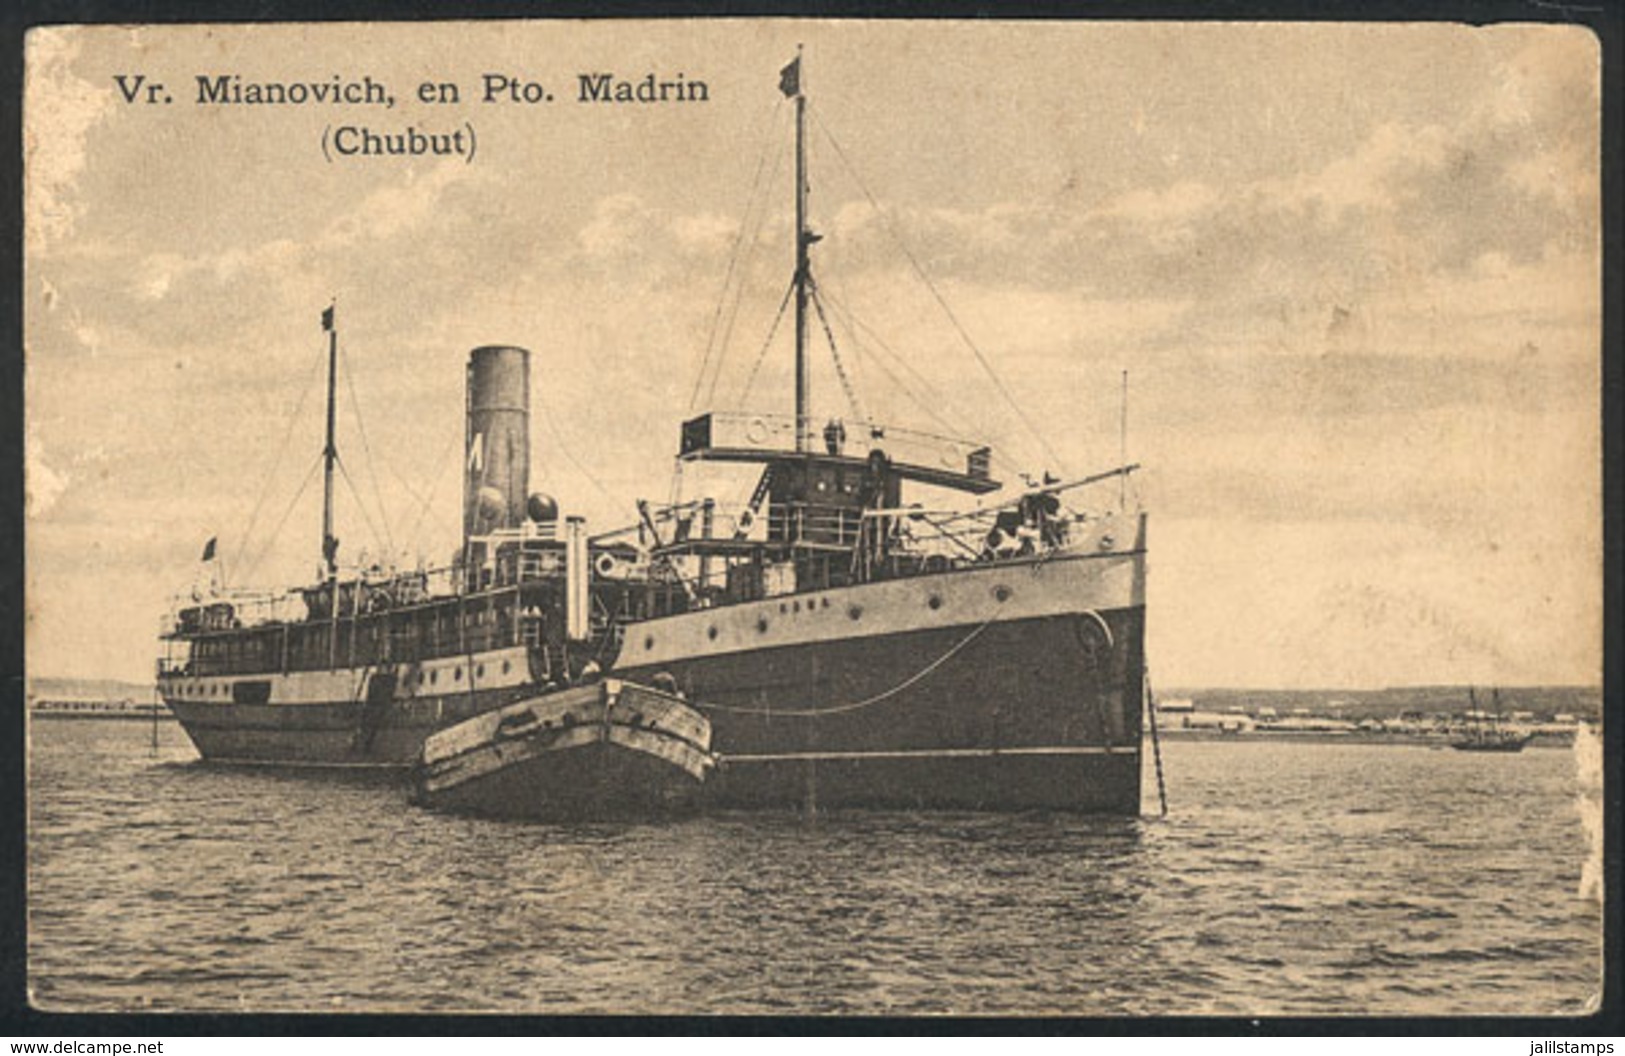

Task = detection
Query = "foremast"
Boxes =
[321,302,340,667]
[786,48,811,453]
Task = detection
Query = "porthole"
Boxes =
[644,635,656,651]
[993,585,1012,603]
[822,598,831,609]
[454,667,463,682]
[793,600,801,613]
[928,594,943,610]
[430,670,438,685]
[502,660,511,675]
[477,664,485,678]
[779,602,787,614]
[707,626,719,641]
[848,604,863,620]
[757,616,770,634]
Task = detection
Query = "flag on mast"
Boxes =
[201,536,217,562]
[779,57,800,98]
[321,304,335,332]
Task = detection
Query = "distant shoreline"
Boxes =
[1151,727,1579,749]
[28,700,173,722]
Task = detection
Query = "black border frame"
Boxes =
[1,0,1618,1037]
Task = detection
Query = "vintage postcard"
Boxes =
[23,20,1603,1017]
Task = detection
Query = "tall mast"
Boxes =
[321,302,338,579]
[1119,369,1129,509]
[792,46,809,453]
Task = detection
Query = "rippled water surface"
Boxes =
[29,719,1602,1015]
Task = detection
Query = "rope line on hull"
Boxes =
[693,584,1115,720]
[695,616,995,718]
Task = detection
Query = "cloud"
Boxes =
[322,158,471,248]
[24,422,69,518]
[1092,179,1221,229]
[805,62,1595,341]
[23,28,117,250]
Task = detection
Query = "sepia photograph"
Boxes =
[21,18,1604,1017]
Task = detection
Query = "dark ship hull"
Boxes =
[163,539,1145,812]
[619,547,1144,812]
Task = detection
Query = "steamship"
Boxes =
[158,57,1148,812]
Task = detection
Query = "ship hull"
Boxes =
[413,681,715,819]
[162,540,1147,812]
[164,682,530,768]
[623,608,1143,812]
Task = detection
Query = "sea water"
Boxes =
[27,718,1602,1015]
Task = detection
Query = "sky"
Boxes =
[23,20,1601,688]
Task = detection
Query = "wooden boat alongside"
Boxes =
[413,679,716,819]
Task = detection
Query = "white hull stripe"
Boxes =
[161,644,531,707]
[720,745,1138,764]
[198,757,406,770]
[200,746,1134,770]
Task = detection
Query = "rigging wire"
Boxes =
[227,345,326,579]
[338,339,396,560]
[335,455,388,562]
[240,452,325,583]
[689,99,787,412]
[734,275,797,410]
[532,381,616,503]
[705,118,792,410]
[400,430,465,560]
[817,284,973,440]
[811,106,1068,475]
[807,277,866,425]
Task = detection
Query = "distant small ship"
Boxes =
[1450,688,1532,753]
